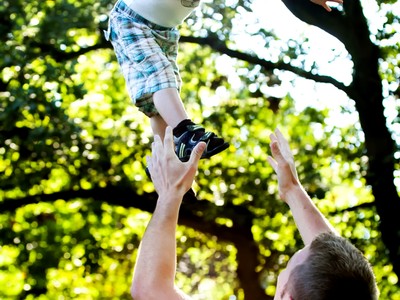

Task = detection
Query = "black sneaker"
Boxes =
[174,124,229,162]
[145,167,197,201]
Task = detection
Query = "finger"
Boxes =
[269,132,277,144]
[271,141,285,163]
[274,128,287,148]
[151,141,156,157]
[153,134,162,148]
[151,142,162,171]
[146,155,154,176]
[274,128,291,155]
[163,126,176,157]
[267,155,278,173]
[323,4,332,11]
[146,155,152,168]
[188,141,206,166]
[274,128,283,139]
[153,134,163,157]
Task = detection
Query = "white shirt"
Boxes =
[123,0,201,27]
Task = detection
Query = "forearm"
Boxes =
[131,196,181,299]
[285,184,337,245]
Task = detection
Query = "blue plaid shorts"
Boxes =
[105,0,182,117]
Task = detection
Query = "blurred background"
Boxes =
[0,0,399,299]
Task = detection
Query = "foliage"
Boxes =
[1,0,399,299]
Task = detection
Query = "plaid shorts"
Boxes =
[105,0,182,117]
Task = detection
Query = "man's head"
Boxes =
[275,232,379,300]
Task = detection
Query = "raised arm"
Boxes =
[267,128,337,245]
[131,126,205,300]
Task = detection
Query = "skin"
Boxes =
[274,246,311,300]
[151,88,189,139]
[130,127,205,300]
[311,0,344,12]
[130,128,337,300]
[267,129,337,246]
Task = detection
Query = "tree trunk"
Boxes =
[282,0,400,279]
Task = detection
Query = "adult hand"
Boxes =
[267,128,300,202]
[147,126,206,199]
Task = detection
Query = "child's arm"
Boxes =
[310,0,343,12]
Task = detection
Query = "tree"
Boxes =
[0,0,399,299]
[281,0,400,282]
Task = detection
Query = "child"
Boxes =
[104,0,342,163]
[105,0,229,163]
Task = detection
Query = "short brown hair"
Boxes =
[287,232,379,300]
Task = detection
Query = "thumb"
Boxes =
[267,155,278,173]
[188,141,206,165]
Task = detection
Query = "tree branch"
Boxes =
[22,31,349,94]
[29,39,111,62]
[1,186,269,298]
[180,34,350,93]
[281,0,351,46]
[1,187,250,242]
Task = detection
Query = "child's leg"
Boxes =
[152,87,228,162]
[105,1,228,161]
[150,115,168,140]
[151,87,187,140]
[153,88,188,128]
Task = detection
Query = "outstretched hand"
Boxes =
[147,126,206,199]
[310,0,343,12]
[267,128,300,202]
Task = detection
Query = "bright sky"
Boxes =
[200,0,399,156]
[251,0,400,147]
[220,0,395,133]
[249,0,400,188]
[202,0,356,127]
[249,0,357,128]
[205,0,400,192]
